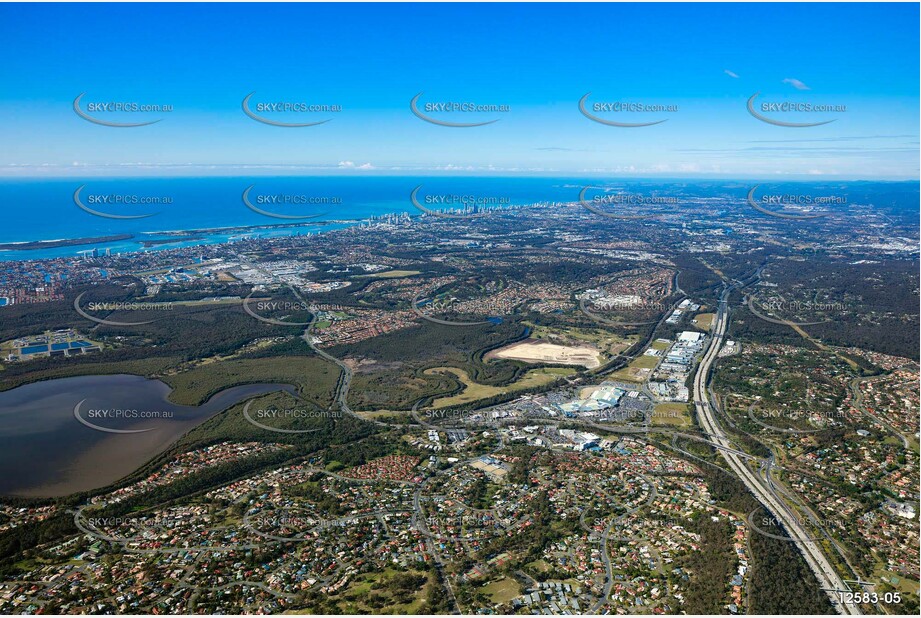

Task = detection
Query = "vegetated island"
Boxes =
[0,234,134,251]
[147,219,352,237]
[140,236,205,248]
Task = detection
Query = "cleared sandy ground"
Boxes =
[486,339,602,368]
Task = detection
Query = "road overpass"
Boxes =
[693,284,863,615]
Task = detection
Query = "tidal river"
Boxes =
[0,374,293,497]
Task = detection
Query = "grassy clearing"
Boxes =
[356,270,422,278]
[653,403,692,427]
[425,366,574,408]
[630,354,660,369]
[871,566,919,596]
[692,312,715,330]
[326,568,433,614]
[525,321,631,355]
[610,353,660,383]
[355,409,411,423]
[525,559,552,574]
[172,297,245,307]
[480,577,521,604]
[609,367,646,383]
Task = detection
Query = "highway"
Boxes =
[692,283,863,615]
[268,256,864,613]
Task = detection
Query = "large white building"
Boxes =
[678,331,703,343]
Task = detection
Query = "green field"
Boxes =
[652,403,692,427]
[525,321,632,355]
[610,354,659,383]
[304,568,434,614]
[692,312,716,330]
[630,354,660,369]
[355,270,422,279]
[426,366,574,408]
[162,356,338,405]
[480,577,521,604]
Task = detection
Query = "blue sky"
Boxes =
[0,2,918,179]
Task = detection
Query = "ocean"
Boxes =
[3,177,914,262]
[0,176,593,262]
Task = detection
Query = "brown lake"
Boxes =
[0,374,294,497]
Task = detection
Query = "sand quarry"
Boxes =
[486,339,602,368]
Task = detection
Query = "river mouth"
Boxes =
[0,374,294,498]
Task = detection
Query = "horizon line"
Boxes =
[0,172,917,183]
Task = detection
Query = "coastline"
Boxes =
[0,234,134,251]
[0,218,371,262]
[143,218,363,236]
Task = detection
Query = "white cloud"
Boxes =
[338,161,374,169]
[782,78,810,90]
[724,69,739,78]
